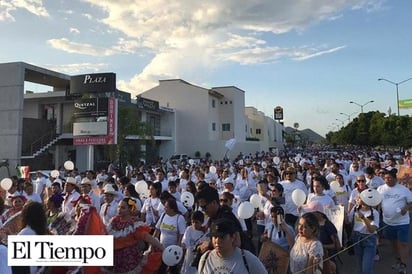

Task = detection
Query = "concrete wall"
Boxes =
[0,63,25,178]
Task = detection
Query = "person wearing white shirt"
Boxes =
[100,184,118,226]
[96,169,108,184]
[348,163,364,188]
[33,171,47,198]
[279,166,308,227]
[307,176,336,209]
[23,182,42,203]
[62,177,80,217]
[155,170,169,192]
[234,168,252,202]
[365,167,385,190]
[377,170,412,274]
[80,178,101,212]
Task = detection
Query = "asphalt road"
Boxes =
[253,220,412,274]
[337,233,412,274]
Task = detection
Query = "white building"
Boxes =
[0,62,284,179]
[140,79,284,160]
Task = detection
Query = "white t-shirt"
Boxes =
[181,226,207,274]
[367,176,385,189]
[280,180,308,216]
[199,247,268,274]
[377,183,412,225]
[307,193,335,209]
[141,197,161,225]
[34,176,47,196]
[0,244,11,274]
[349,207,379,234]
[156,213,186,247]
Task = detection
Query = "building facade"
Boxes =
[0,62,284,178]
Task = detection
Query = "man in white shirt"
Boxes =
[62,177,80,217]
[99,184,118,226]
[33,171,47,199]
[365,166,385,189]
[80,178,101,212]
[155,169,169,191]
[378,170,412,274]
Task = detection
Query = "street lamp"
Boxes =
[339,112,357,122]
[335,118,344,128]
[378,77,412,116]
[349,100,374,113]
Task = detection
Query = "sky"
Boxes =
[1,0,412,137]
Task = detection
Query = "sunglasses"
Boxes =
[357,179,366,182]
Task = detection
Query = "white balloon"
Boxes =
[180,191,195,208]
[140,187,150,200]
[273,157,280,165]
[261,161,267,169]
[209,166,217,174]
[64,160,75,171]
[360,188,382,207]
[0,178,13,191]
[237,201,255,219]
[249,194,262,208]
[329,181,342,193]
[188,159,194,165]
[134,180,148,195]
[294,156,300,163]
[51,170,60,178]
[162,245,183,266]
[291,189,307,207]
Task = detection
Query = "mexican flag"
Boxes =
[16,166,30,180]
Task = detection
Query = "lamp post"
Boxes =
[349,100,374,113]
[335,118,344,128]
[378,77,412,116]
[339,112,357,122]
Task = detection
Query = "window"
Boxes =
[256,129,261,134]
[212,99,216,108]
[212,122,216,131]
[222,123,231,131]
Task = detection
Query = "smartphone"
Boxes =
[277,214,283,224]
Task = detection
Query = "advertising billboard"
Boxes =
[70,73,116,95]
[73,97,117,145]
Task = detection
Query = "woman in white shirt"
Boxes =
[348,189,379,274]
[154,198,186,274]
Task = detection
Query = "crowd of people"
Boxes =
[0,147,411,274]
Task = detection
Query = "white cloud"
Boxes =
[47,38,141,56]
[45,62,108,74]
[0,0,48,21]
[46,0,378,94]
[292,46,347,61]
[69,27,80,34]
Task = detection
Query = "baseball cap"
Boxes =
[209,219,237,237]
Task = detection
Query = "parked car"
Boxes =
[169,154,188,164]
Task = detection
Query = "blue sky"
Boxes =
[1,0,412,137]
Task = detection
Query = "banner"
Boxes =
[399,99,412,109]
[325,205,345,246]
[16,166,30,180]
[8,235,113,266]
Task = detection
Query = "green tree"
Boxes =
[106,104,154,167]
